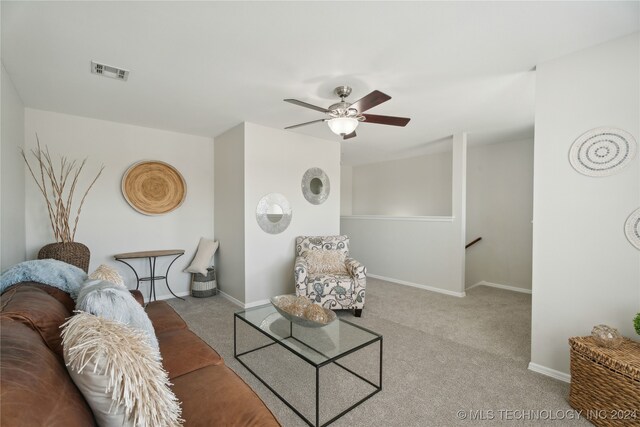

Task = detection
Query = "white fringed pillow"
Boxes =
[184,238,219,275]
[304,250,348,275]
[61,312,183,427]
[88,264,125,288]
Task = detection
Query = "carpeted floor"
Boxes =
[167,278,587,426]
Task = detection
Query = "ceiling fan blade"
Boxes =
[284,99,329,113]
[362,114,411,127]
[343,131,357,140]
[349,90,391,113]
[284,119,327,130]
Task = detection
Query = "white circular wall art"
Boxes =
[301,167,330,205]
[624,208,640,251]
[569,127,637,177]
[256,193,292,234]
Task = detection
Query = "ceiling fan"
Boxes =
[284,86,411,140]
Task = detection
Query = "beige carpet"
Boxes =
[167,278,588,426]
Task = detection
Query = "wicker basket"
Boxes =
[38,242,90,273]
[191,267,217,298]
[569,336,640,427]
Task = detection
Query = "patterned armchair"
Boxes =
[294,235,367,317]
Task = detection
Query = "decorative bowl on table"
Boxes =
[270,295,336,328]
[591,324,623,348]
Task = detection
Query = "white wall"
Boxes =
[1,64,26,270]
[531,33,640,377]
[342,217,463,296]
[340,164,353,216]
[466,139,534,291]
[24,109,214,299]
[214,123,245,303]
[243,123,341,303]
[351,150,453,216]
[341,133,467,296]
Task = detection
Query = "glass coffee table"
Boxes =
[234,304,382,427]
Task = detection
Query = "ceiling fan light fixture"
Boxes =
[284,86,410,139]
[328,117,359,136]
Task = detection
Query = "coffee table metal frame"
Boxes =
[234,307,383,427]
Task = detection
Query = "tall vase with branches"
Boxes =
[22,135,104,271]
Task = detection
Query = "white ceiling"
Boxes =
[2,2,638,165]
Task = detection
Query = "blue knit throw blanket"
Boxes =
[0,259,87,300]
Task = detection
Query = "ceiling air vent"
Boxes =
[91,61,129,81]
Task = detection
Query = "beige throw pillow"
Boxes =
[61,312,182,427]
[304,250,348,275]
[88,264,125,288]
[184,238,219,275]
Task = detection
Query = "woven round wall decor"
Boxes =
[624,208,640,250]
[122,160,186,215]
[569,127,636,177]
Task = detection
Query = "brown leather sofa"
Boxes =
[0,282,281,426]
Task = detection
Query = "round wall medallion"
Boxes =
[122,160,186,215]
[256,193,292,234]
[301,167,330,205]
[569,127,637,177]
[625,208,640,250]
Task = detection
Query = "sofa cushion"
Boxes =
[157,328,223,379]
[0,318,96,427]
[171,365,280,427]
[6,281,77,312]
[130,289,144,306]
[0,285,71,358]
[146,301,187,333]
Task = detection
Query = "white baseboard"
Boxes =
[466,281,532,295]
[219,290,244,307]
[528,362,570,383]
[368,274,466,298]
[245,298,271,309]
[219,290,269,309]
[153,290,191,302]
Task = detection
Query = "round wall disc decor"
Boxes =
[625,207,640,250]
[301,167,330,205]
[256,193,292,234]
[569,127,637,177]
[122,160,186,215]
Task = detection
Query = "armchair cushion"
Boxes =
[303,250,348,275]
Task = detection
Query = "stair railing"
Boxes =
[465,237,482,249]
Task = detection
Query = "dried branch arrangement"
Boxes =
[22,135,104,243]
